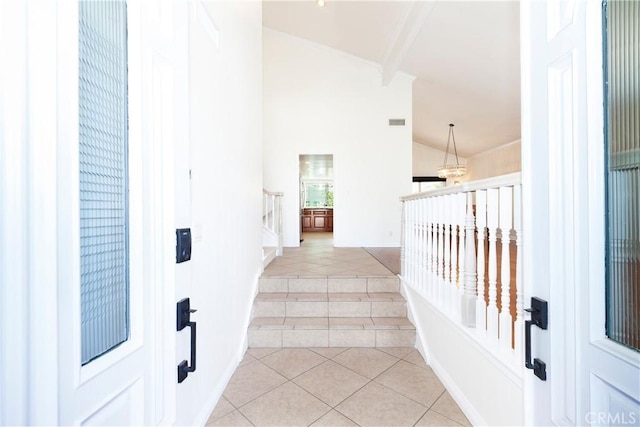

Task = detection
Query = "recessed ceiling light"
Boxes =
[316,0,325,7]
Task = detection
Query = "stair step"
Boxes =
[248,317,416,348]
[258,276,400,293]
[253,292,407,318]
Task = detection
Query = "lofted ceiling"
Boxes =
[263,0,521,158]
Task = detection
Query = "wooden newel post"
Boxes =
[461,192,477,327]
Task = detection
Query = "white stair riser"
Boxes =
[253,300,406,318]
[258,277,400,293]
[248,329,415,348]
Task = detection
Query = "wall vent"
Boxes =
[388,119,406,126]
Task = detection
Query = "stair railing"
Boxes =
[401,172,523,373]
[263,189,284,256]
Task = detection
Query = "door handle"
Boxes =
[524,297,548,381]
[177,298,197,383]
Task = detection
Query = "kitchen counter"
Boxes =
[301,208,333,232]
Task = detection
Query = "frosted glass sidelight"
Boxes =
[79,0,129,365]
[604,0,639,352]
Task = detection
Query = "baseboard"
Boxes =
[403,280,487,427]
[427,350,487,426]
[262,246,277,268]
[401,276,431,365]
[192,357,239,426]
[193,269,260,426]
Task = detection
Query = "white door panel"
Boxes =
[56,0,185,424]
[522,0,640,425]
[57,0,148,424]
[79,379,144,426]
[0,0,184,424]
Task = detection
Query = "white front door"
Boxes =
[56,1,148,424]
[522,1,640,425]
[56,0,186,424]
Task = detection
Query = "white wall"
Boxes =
[464,140,521,182]
[413,142,451,177]
[263,29,413,247]
[178,2,263,425]
[413,140,521,185]
[405,287,524,426]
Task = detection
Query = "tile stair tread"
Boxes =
[254,292,405,303]
[258,276,400,282]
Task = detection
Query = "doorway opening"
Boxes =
[299,154,333,247]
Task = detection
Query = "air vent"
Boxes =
[388,119,406,126]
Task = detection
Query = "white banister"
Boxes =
[262,189,284,257]
[476,190,487,333]
[444,196,452,314]
[461,192,477,327]
[513,184,524,362]
[453,192,465,321]
[400,173,522,374]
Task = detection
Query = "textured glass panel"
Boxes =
[79,0,129,365]
[604,0,640,351]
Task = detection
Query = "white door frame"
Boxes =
[0,1,60,424]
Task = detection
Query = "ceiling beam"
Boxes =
[380,1,437,86]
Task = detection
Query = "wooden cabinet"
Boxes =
[302,214,312,229]
[301,209,333,232]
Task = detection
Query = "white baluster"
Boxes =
[415,201,420,289]
[425,198,434,301]
[432,197,438,303]
[444,195,452,313]
[437,196,445,306]
[499,186,513,352]
[412,201,416,287]
[276,195,283,255]
[421,198,428,296]
[476,190,487,334]
[513,184,524,363]
[458,193,467,286]
[400,202,404,275]
[269,195,274,231]
[432,198,438,302]
[417,200,422,292]
[418,200,423,292]
[403,201,409,283]
[263,193,268,228]
[451,193,465,322]
[486,188,500,344]
[418,199,424,297]
[408,201,415,287]
[462,192,477,327]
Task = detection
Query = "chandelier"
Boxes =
[437,123,466,179]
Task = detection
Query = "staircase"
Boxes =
[248,276,416,348]
[262,189,283,269]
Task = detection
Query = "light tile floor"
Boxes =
[264,235,396,278]
[206,347,471,427]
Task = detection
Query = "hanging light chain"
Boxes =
[438,123,466,179]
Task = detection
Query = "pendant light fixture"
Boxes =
[437,123,466,179]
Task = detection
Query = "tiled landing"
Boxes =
[262,246,396,277]
[206,347,471,427]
